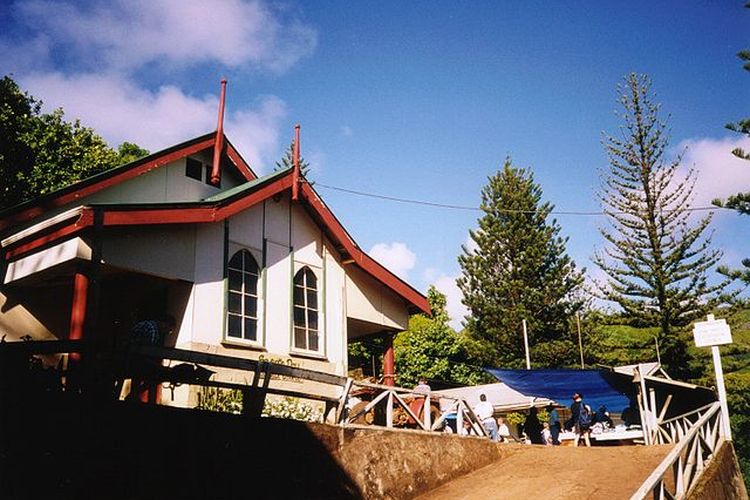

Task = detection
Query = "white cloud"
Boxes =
[677,135,750,209]
[369,242,416,280]
[21,72,287,170]
[432,273,468,331]
[12,0,317,74]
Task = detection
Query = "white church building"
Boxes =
[0,85,428,404]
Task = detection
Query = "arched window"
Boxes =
[227,249,259,342]
[293,267,319,352]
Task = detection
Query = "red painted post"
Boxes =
[210,78,227,186]
[292,124,300,201]
[68,271,89,361]
[383,333,395,386]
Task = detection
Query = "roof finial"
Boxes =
[210,78,228,186]
[292,124,300,201]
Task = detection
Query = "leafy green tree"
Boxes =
[115,142,150,165]
[457,159,585,368]
[0,75,37,208]
[393,286,488,388]
[0,75,148,210]
[595,73,727,376]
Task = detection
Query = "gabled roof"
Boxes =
[0,132,255,233]
[1,164,430,315]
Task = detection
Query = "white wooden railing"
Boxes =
[630,401,724,500]
[337,378,488,437]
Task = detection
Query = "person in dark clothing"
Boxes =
[595,405,613,428]
[547,403,561,445]
[523,407,544,444]
[571,392,592,447]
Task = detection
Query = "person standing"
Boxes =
[523,407,544,444]
[547,403,561,445]
[127,314,176,403]
[571,392,592,447]
[474,394,498,441]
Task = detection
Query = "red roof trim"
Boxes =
[298,182,430,314]
[4,171,428,314]
[0,136,216,232]
[4,208,94,260]
[225,141,256,181]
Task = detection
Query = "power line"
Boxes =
[316,182,731,217]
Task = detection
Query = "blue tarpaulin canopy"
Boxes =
[485,368,633,412]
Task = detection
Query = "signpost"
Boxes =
[693,314,732,440]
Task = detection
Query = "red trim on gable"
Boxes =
[5,208,94,260]
[3,170,428,314]
[0,137,216,232]
[298,182,430,314]
[98,176,293,226]
[226,142,255,181]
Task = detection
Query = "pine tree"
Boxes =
[712,2,750,283]
[595,73,727,375]
[275,141,312,182]
[457,158,584,368]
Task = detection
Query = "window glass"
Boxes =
[185,158,203,181]
[226,249,259,342]
[292,266,320,352]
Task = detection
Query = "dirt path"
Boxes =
[414,444,672,500]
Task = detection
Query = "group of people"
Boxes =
[473,391,603,447]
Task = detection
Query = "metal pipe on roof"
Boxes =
[210,78,227,186]
[292,124,300,201]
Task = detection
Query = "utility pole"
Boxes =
[576,312,584,369]
[522,319,530,370]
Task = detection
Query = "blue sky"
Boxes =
[2,0,749,327]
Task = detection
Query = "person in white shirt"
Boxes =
[474,394,498,441]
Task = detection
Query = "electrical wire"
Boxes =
[316,182,732,217]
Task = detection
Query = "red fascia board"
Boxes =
[0,137,216,232]
[299,183,430,314]
[214,176,292,220]
[98,176,293,226]
[225,141,256,181]
[5,209,94,260]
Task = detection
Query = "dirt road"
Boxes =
[414,444,672,500]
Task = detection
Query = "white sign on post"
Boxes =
[693,314,733,441]
[693,317,732,347]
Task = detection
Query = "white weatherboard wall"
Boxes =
[190,222,225,346]
[85,153,240,205]
[180,193,352,375]
[345,265,408,331]
[101,226,196,282]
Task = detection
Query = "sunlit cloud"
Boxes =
[21,72,287,170]
[8,0,317,74]
[677,135,750,210]
[369,242,416,280]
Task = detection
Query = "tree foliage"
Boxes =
[275,141,312,182]
[712,3,750,284]
[594,73,726,376]
[393,286,488,388]
[0,75,148,211]
[457,159,585,368]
